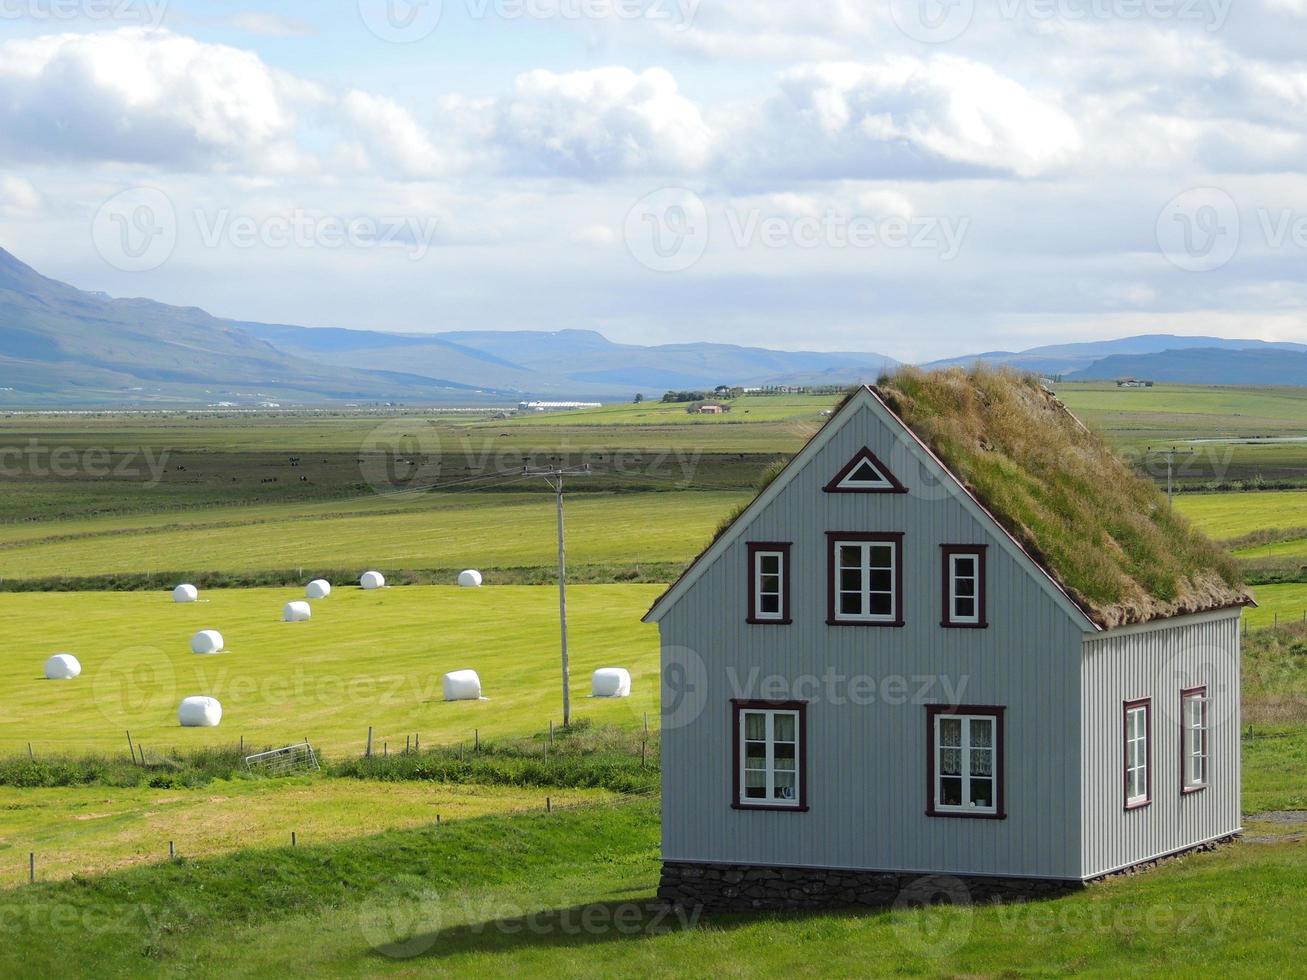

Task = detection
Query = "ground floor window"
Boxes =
[733,700,807,810]
[926,705,1005,818]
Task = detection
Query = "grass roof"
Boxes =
[876,366,1250,629]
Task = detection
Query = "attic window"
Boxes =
[823,447,907,494]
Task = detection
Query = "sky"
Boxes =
[0,0,1305,361]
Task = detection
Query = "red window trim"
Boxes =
[1123,697,1153,810]
[822,446,908,494]
[1180,685,1208,796]
[746,542,792,625]
[825,531,905,627]
[925,704,1006,820]
[940,544,988,629]
[731,699,809,812]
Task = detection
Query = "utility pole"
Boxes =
[1145,446,1196,507]
[524,462,592,727]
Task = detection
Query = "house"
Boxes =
[647,368,1251,911]
[696,403,730,415]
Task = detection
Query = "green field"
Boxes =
[0,585,660,756]
[0,491,745,584]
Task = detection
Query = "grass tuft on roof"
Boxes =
[876,365,1250,629]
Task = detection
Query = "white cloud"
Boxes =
[0,28,323,173]
[0,176,42,214]
[340,91,451,179]
[491,67,714,177]
[750,57,1081,180]
[229,13,318,38]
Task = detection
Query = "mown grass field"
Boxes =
[0,491,745,583]
[0,795,1303,978]
[0,779,610,884]
[0,585,660,756]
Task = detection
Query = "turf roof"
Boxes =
[876,366,1251,629]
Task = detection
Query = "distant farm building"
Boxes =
[518,401,603,412]
[648,369,1249,912]
[1116,378,1154,388]
[695,402,731,415]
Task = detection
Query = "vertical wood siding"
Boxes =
[1079,611,1242,878]
[660,402,1088,880]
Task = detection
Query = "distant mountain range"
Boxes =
[0,247,1303,405]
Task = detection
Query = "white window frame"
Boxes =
[932,712,1000,815]
[1125,700,1151,808]
[1181,688,1208,792]
[834,458,895,490]
[752,549,786,622]
[737,707,802,808]
[948,552,981,625]
[831,537,899,624]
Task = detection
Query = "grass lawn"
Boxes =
[0,585,660,756]
[0,796,1303,978]
[1175,490,1307,541]
[0,778,610,885]
[0,490,743,581]
[1242,583,1307,629]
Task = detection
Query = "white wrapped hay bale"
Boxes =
[44,653,81,680]
[173,583,199,603]
[592,668,632,698]
[457,569,483,588]
[442,669,483,701]
[190,630,224,655]
[283,600,312,623]
[360,571,386,590]
[178,696,222,728]
[306,579,332,599]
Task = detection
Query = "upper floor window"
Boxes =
[941,545,987,628]
[826,532,904,626]
[1181,687,1208,793]
[926,705,1005,818]
[747,542,791,624]
[1124,698,1152,809]
[733,700,807,810]
[823,447,907,494]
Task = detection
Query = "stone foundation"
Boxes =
[660,834,1241,913]
[658,862,1078,913]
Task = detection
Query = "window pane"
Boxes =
[759,593,780,615]
[939,747,962,776]
[745,743,766,768]
[773,713,795,742]
[955,598,976,619]
[840,568,862,592]
[869,569,893,593]
[970,777,993,808]
[839,545,862,569]
[954,578,975,599]
[954,556,975,578]
[869,592,893,617]
[774,771,797,800]
[758,554,780,576]
[744,713,765,740]
[970,719,993,748]
[744,771,766,798]
[940,717,962,746]
[940,776,962,806]
[870,545,893,569]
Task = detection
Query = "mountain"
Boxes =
[0,248,494,405]
[239,322,900,397]
[1069,347,1307,385]
[924,334,1307,377]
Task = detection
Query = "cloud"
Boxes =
[490,67,714,177]
[743,57,1081,180]
[0,176,42,214]
[229,13,318,38]
[0,28,323,173]
[339,91,451,178]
